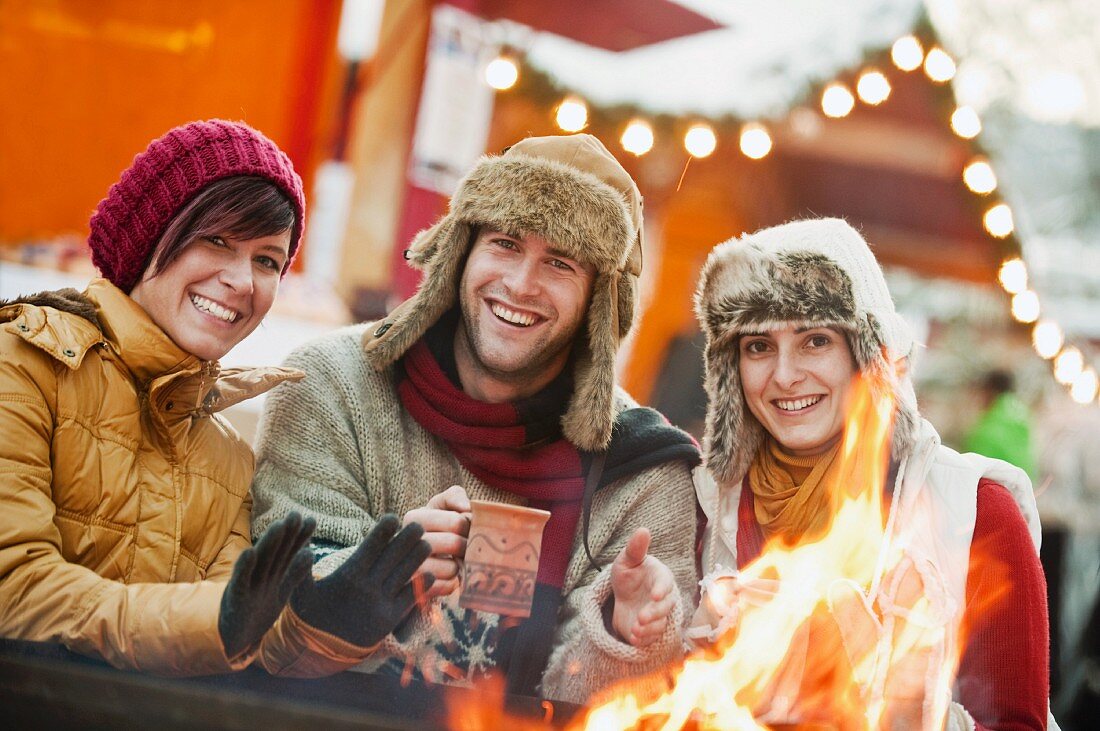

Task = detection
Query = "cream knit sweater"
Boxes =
[250,324,697,704]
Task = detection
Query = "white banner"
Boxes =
[409,5,497,195]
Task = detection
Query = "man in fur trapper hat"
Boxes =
[250,134,700,703]
[690,218,1054,730]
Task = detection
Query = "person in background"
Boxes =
[250,134,700,703]
[963,368,1036,478]
[0,120,430,676]
[691,218,1053,730]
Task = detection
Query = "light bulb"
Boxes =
[891,36,924,72]
[984,203,1014,238]
[857,70,891,105]
[621,120,654,156]
[1011,290,1040,323]
[924,47,957,83]
[998,258,1027,294]
[951,106,982,139]
[1032,321,1063,360]
[739,123,772,160]
[485,56,518,90]
[963,159,997,194]
[684,124,717,158]
[1054,347,1084,385]
[555,98,587,132]
[822,83,855,118]
[1071,368,1098,404]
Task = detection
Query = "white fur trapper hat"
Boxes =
[363,134,644,452]
[694,218,919,485]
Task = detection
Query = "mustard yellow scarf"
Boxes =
[747,438,844,542]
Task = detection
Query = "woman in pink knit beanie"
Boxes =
[0,120,430,676]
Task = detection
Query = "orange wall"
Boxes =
[0,0,343,246]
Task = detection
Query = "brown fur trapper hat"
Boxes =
[694,218,919,485]
[363,134,644,451]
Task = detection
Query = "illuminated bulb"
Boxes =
[950,106,982,139]
[821,83,855,118]
[856,70,891,105]
[984,203,1014,238]
[1071,368,1098,404]
[963,159,998,194]
[998,258,1027,294]
[1032,320,1063,359]
[555,97,587,132]
[684,124,717,158]
[484,56,518,90]
[1011,290,1040,323]
[1054,347,1083,385]
[891,35,924,72]
[739,123,772,160]
[620,119,654,156]
[924,47,957,83]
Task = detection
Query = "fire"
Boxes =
[447,375,999,731]
[447,674,556,731]
[572,374,950,731]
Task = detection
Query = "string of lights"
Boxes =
[479,32,1097,407]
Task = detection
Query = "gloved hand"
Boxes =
[290,514,433,648]
[219,511,316,659]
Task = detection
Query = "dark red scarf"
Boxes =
[398,338,584,588]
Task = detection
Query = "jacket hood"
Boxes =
[0,288,100,328]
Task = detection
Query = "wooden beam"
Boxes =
[774,114,967,179]
[861,223,1000,284]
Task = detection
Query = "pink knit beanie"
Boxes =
[88,119,305,292]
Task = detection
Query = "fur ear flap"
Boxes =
[615,270,636,340]
[853,315,918,464]
[405,219,450,271]
[702,332,762,486]
[701,335,737,484]
[562,271,617,451]
[364,219,475,368]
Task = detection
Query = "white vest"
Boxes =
[693,419,1055,730]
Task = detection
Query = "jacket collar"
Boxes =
[84,279,303,415]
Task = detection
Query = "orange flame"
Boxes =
[570,374,946,731]
[446,673,558,731]
[447,374,1001,731]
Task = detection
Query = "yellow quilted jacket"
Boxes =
[0,279,372,675]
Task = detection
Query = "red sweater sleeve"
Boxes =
[957,479,1049,730]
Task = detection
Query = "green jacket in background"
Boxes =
[963,392,1036,479]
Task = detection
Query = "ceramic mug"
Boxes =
[459,500,551,618]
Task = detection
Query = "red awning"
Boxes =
[447,0,723,51]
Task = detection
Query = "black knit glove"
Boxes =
[218,512,316,659]
[289,514,433,648]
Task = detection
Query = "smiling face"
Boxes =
[738,324,858,457]
[454,228,596,403]
[129,231,290,361]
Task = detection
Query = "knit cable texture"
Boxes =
[250,323,698,703]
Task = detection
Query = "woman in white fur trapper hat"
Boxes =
[690,218,1054,730]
